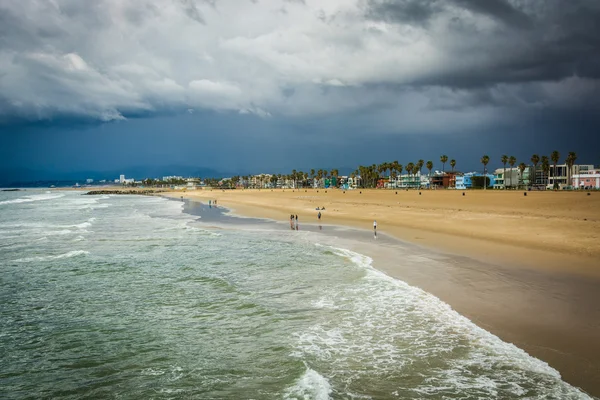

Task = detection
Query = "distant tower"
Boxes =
[119,174,125,183]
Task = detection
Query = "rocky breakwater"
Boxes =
[84,189,166,196]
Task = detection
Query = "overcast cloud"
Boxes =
[1,0,598,131]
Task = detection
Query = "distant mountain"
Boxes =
[0,165,234,186]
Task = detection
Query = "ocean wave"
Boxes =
[0,218,96,232]
[46,229,75,236]
[303,244,590,398]
[284,367,331,400]
[185,225,222,236]
[14,250,90,263]
[71,218,96,229]
[0,193,64,205]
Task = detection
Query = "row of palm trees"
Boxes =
[352,156,458,188]
[227,150,579,190]
[480,150,578,189]
[230,169,341,189]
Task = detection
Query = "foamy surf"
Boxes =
[284,368,332,400]
[14,250,89,262]
[0,193,64,205]
[298,244,592,399]
[1,190,594,399]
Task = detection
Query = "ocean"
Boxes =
[0,190,592,399]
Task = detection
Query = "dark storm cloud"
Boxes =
[0,0,599,130]
[364,0,531,27]
[365,0,441,25]
[452,0,531,28]
[364,0,600,91]
[180,0,206,24]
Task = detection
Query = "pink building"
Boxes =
[573,169,600,189]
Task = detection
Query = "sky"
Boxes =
[1,0,599,181]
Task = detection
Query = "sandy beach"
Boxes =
[165,188,600,396]
[169,188,600,272]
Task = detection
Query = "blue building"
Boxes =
[455,174,472,189]
[455,173,495,189]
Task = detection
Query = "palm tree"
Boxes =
[541,156,550,187]
[389,161,398,188]
[501,155,508,189]
[406,163,414,188]
[396,163,403,188]
[449,159,457,187]
[412,164,419,187]
[551,150,560,189]
[518,163,526,187]
[530,154,539,187]
[417,160,424,178]
[440,155,448,173]
[426,160,433,189]
[566,151,577,187]
[481,155,490,190]
[508,156,516,188]
[291,169,297,188]
[331,169,339,188]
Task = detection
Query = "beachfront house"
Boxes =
[455,172,495,189]
[430,171,459,188]
[347,176,359,189]
[396,172,424,188]
[573,168,600,189]
[546,164,595,189]
[493,167,527,189]
[250,174,273,188]
[455,174,473,190]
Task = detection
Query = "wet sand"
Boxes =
[169,189,600,397]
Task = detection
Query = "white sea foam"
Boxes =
[71,218,96,229]
[284,368,332,400]
[0,193,64,205]
[46,229,75,236]
[296,244,591,398]
[14,250,90,263]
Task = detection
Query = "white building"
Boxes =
[493,167,524,189]
[573,169,600,189]
[347,176,359,189]
[546,164,594,188]
[119,174,125,183]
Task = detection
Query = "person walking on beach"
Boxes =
[318,211,321,221]
[373,220,377,239]
[290,214,295,230]
[295,215,298,230]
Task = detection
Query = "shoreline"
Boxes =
[171,188,600,276]
[166,189,600,397]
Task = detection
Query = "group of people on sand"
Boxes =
[290,214,299,230]
[287,209,376,237]
[208,199,218,207]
